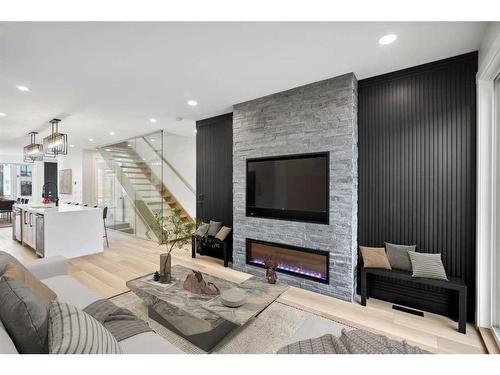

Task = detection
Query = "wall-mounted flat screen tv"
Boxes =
[246,152,329,224]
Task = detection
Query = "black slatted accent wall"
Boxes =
[358,52,477,321]
[196,113,233,260]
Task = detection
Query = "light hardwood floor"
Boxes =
[0,227,488,354]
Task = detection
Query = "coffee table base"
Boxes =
[148,306,238,352]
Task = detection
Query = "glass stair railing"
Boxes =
[96,130,194,241]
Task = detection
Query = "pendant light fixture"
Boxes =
[43,118,68,157]
[23,132,44,162]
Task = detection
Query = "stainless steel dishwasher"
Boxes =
[35,214,45,258]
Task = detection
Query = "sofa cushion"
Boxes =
[359,246,392,269]
[408,252,448,280]
[48,301,122,354]
[385,243,416,271]
[0,251,26,275]
[0,319,18,354]
[41,275,101,309]
[207,221,223,237]
[119,331,184,354]
[3,263,57,307]
[0,276,49,353]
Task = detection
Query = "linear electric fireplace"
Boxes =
[246,238,329,283]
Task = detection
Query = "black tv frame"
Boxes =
[246,152,329,225]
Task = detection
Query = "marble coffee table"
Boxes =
[126,265,288,351]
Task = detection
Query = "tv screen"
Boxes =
[246,153,329,224]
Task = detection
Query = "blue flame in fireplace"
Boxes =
[249,258,327,281]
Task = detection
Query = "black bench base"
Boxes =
[191,235,230,267]
[361,268,467,334]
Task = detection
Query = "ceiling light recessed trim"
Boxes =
[109,131,115,135]
[89,138,94,142]
[16,85,30,92]
[187,100,198,107]
[149,118,157,123]
[378,34,397,45]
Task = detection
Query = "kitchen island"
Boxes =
[14,203,103,258]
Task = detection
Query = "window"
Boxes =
[494,75,500,340]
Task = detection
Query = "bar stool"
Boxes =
[103,206,109,248]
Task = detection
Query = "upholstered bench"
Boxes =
[360,268,467,334]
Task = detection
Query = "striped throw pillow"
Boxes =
[48,301,122,354]
[408,252,448,280]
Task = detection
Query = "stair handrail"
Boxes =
[141,136,195,194]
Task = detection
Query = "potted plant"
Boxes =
[194,218,209,252]
[154,208,195,283]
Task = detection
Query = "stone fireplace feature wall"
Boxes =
[232,73,358,301]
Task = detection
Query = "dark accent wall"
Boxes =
[358,52,477,321]
[196,113,233,260]
[43,162,58,198]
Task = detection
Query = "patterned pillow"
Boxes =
[408,252,448,280]
[48,301,122,354]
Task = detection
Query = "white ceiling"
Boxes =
[0,22,488,157]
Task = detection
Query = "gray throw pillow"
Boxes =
[207,221,223,237]
[0,276,49,353]
[48,301,122,354]
[385,242,416,271]
[408,252,448,280]
[194,223,210,237]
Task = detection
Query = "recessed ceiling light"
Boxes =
[88,138,94,142]
[69,144,75,148]
[128,144,132,147]
[0,112,6,117]
[16,85,30,92]
[378,34,397,45]
[150,138,155,142]
[149,118,157,123]
[187,100,198,107]
[109,131,115,135]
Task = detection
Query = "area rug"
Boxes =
[110,291,352,354]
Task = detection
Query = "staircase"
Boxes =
[97,138,194,240]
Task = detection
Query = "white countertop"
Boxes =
[16,203,101,215]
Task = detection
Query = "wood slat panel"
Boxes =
[196,113,233,260]
[358,52,477,321]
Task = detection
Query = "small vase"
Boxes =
[159,253,172,283]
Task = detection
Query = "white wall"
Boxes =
[134,132,196,218]
[57,151,83,204]
[164,133,196,190]
[163,132,196,218]
[479,22,500,76]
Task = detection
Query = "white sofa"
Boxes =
[0,255,183,354]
